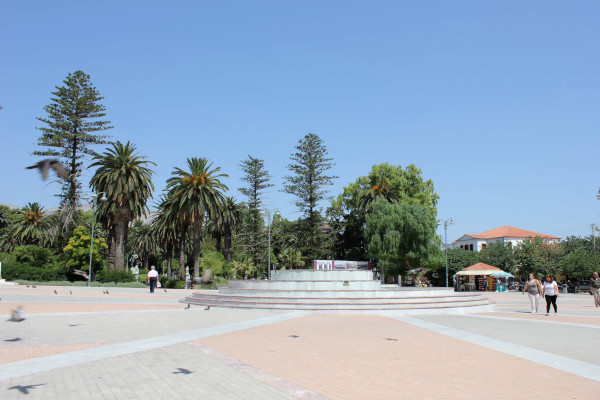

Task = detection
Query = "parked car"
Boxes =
[575,280,591,293]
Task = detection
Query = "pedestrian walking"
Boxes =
[147,265,159,293]
[541,274,559,316]
[590,272,600,308]
[522,273,542,313]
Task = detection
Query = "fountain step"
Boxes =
[187,292,486,304]
[218,288,467,298]
[180,297,493,312]
[227,280,382,290]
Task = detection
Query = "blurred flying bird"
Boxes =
[73,270,90,280]
[8,306,25,322]
[5,337,21,342]
[204,305,211,311]
[184,304,190,310]
[26,159,69,180]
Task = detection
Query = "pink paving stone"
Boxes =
[198,313,600,400]
[0,343,107,364]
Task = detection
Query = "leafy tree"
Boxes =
[479,242,515,272]
[334,163,438,260]
[63,225,107,275]
[427,248,480,286]
[165,157,228,280]
[560,247,600,280]
[90,141,155,271]
[239,155,273,268]
[365,199,442,278]
[200,250,226,277]
[283,133,337,261]
[34,70,112,209]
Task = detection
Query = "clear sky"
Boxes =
[1,1,598,244]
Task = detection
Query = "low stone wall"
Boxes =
[271,269,374,281]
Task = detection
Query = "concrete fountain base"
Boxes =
[181,270,495,315]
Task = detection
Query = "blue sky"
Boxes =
[1,1,598,243]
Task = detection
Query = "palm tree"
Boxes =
[153,194,187,279]
[278,247,304,270]
[211,196,243,262]
[165,157,228,280]
[357,172,400,215]
[11,202,48,246]
[90,141,155,270]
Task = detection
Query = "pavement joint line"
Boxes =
[464,313,600,328]
[1,309,196,318]
[395,316,600,383]
[0,310,307,381]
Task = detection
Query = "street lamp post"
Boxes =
[440,218,454,288]
[88,192,107,287]
[261,209,279,280]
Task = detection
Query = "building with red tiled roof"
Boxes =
[453,226,560,252]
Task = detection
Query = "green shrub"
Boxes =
[96,269,135,283]
[2,263,67,281]
[158,277,185,289]
[13,245,55,267]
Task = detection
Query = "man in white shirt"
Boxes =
[147,265,159,293]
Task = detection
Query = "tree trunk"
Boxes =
[215,231,222,254]
[107,226,116,270]
[178,237,186,280]
[224,227,232,263]
[113,207,129,271]
[192,216,204,279]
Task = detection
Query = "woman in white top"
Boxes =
[541,274,559,316]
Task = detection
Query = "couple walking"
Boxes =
[523,273,558,316]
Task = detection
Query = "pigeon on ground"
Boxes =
[27,285,30,288]
[70,290,72,295]
[102,290,106,294]
[32,285,36,288]
[54,290,58,295]
[204,305,211,311]
[164,289,167,292]
[105,290,109,294]
[26,159,69,180]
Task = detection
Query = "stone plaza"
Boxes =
[1,284,599,399]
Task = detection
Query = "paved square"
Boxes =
[1,286,599,399]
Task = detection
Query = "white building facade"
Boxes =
[453,226,560,252]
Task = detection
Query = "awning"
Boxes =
[455,270,504,276]
[490,272,515,278]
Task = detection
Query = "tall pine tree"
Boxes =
[238,155,273,272]
[34,70,112,210]
[283,133,337,262]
